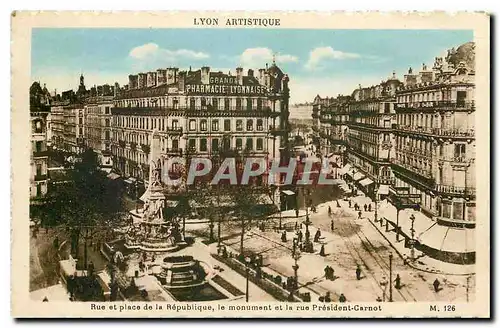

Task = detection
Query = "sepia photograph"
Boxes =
[11,11,490,318]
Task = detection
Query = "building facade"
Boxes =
[112,64,291,184]
[393,43,476,225]
[30,82,51,202]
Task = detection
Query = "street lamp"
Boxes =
[389,252,393,302]
[380,276,388,302]
[410,214,416,260]
[245,256,251,302]
[291,251,301,301]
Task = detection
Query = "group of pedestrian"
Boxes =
[324,265,335,280]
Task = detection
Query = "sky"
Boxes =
[31,28,473,106]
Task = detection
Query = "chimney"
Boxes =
[146,72,156,87]
[128,74,138,89]
[157,69,167,85]
[201,66,210,84]
[258,68,265,85]
[248,69,254,78]
[236,67,243,85]
[178,71,186,92]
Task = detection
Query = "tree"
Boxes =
[41,148,126,267]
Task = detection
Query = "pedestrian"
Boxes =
[325,292,332,302]
[328,206,332,216]
[281,231,287,242]
[330,220,334,231]
[348,200,352,208]
[355,264,362,280]
[87,261,95,277]
[42,296,49,302]
[395,274,401,290]
[358,211,362,220]
[319,244,326,257]
[336,200,341,208]
[324,266,329,279]
[433,278,440,293]
[338,293,347,302]
[295,209,299,218]
[298,230,303,242]
[295,221,298,230]
[368,204,372,212]
[364,204,367,212]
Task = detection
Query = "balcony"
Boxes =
[166,127,183,135]
[435,184,476,196]
[396,100,475,111]
[400,146,433,159]
[34,174,48,181]
[377,176,395,185]
[164,148,183,156]
[396,125,475,138]
[437,156,474,167]
[33,150,49,158]
[392,159,433,180]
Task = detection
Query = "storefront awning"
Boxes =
[338,164,352,175]
[353,172,365,181]
[359,178,374,186]
[377,184,390,195]
[281,190,295,196]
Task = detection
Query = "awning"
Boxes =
[353,172,365,181]
[281,190,295,196]
[124,177,137,184]
[107,173,121,180]
[377,184,390,195]
[100,167,112,174]
[338,164,352,175]
[359,178,374,186]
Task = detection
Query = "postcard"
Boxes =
[11,11,490,318]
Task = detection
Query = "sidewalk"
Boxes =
[333,192,475,276]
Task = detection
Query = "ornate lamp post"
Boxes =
[389,252,393,302]
[245,256,251,302]
[410,214,416,260]
[291,251,301,300]
[380,276,388,302]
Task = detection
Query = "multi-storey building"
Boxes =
[393,42,476,225]
[50,102,67,150]
[83,95,114,172]
[112,63,291,185]
[346,74,402,197]
[30,82,51,203]
[320,95,350,168]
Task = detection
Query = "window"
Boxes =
[105,106,110,114]
[224,120,231,131]
[256,138,264,151]
[201,98,207,109]
[257,119,263,131]
[247,98,253,110]
[246,138,253,150]
[173,99,179,109]
[257,98,262,110]
[236,120,243,131]
[35,141,42,152]
[212,98,218,110]
[189,119,196,131]
[212,139,219,152]
[200,120,207,131]
[172,139,179,150]
[79,128,83,135]
[223,137,231,150]
[212,120,219,131]
[188,139,196,150]
[172,120,178,129]
[79,117,83,125]
[200,138,208,152]
[236,138,243,150]
[105,119,110,127]
[36,184,42,197]
[190,98,196,110]
[236,98,242,110]
[384,103,390,113]
[454,143,466,158]
[105,131,110,141]
[247,120,254,131]
[224,99,230,110]
[36,164,42,176]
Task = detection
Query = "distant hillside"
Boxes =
[289,103,312,120]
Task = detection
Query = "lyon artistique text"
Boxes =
[193,18,280,27]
